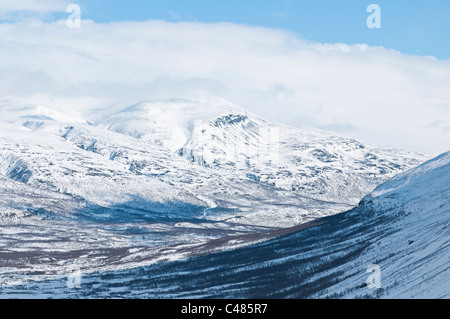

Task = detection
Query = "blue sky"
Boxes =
[66,0,450,59]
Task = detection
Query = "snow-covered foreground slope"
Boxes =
[2,151,447,298]
[0,97,430,289]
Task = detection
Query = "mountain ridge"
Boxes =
[0,97,433,288]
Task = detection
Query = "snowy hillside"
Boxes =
[3,151,446,298]
[0,97,427,224]
[0,97,430,288]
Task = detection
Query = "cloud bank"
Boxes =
[0,19,449,154]
[0,0,69,13]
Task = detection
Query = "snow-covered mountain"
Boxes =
[3,150,446,298]
[0,97,427,223]
[0,97,429,288]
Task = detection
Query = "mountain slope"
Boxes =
[0,97,431,288]
[3,151,446,298]
[0,97,427,225]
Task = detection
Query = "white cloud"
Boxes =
[0,0,69,13]
[0,19,449,154]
